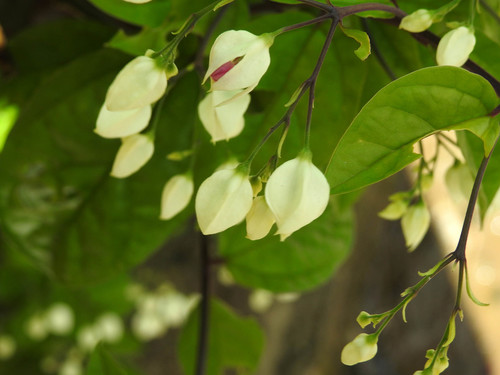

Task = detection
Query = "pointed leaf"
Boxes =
[326,66,499,194]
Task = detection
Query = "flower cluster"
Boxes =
[95,52,170,178]
[195,150,330,241]
[198,30,274,142]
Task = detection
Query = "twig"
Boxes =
[195,233,211,375]
[361,18,397,80]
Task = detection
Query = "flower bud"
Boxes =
[401,200,431,252]
[160,174,194,220]
[265,151,330,240]
[341,333,378,366]
[195,167,253,235]
[436,26,476,67]
[111,134,154,178]
[246,196,276,240]
[105,55,167,111]
[198,90,251,142]
[445,162,473,202]
[95,313,124,343]
[95,104,151,139]
[203,30,273,92]
[400,9,433,33]
[0,335,16,360]
[45,303,74,335]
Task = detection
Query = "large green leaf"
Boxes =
[88,0,171,27]
[326,66,500,194]
[86,343,128,375]
[178,299,264,375]
[218,201,352,292]
[0,50,201,284]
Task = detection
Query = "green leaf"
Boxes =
[106,28,168,56]
[0,51,201,284]
[86,343,128,375]
[340,26,371,61]
[470,31,500,82]
[218,201,352,292]
[88,0,172,27]
[326,66,499,194]
[7,19,115,73]
[178,299,264,375]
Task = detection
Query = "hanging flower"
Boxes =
[198,90,251,142]
[160,174,194,220]
[111,134,154,178]
[195,167,253,235]
[399,9,433,33]
[105,55,167,111]
[436,26,476,67]
[203,30,274,92]
[265,150,330,240]
[246,196,276,240]
[341,333,378,366]
[95,104,151,139]
[401,200,431,251]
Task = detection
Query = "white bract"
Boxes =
[105,55,167,111]
[246,196,275,240]
[160,174,194,220]
[111,134,154,178]
[203,30,273,92]
[265,152,330,240]
[95,313,124,343]
[95,104,151,139]
[401,200,431,251]
[399,9,433,33]
[436,26,476,67]
[198,90,251,142]
[45,303,74,335]
[341,333,378,366]
[195,167,253,235]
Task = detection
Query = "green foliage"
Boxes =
[178,299,264,375]
[219,201,352,292]
[86,343,129,375]
[88,0,172,27]
[327,66,499,194]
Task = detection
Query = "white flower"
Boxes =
[341,333,378,366]
[25,313,48,341]
[110,134,154,178]
[265,151,330,240]
[0,335,16,360]
[45,303,74,335]
[436,26,476,67]
[77,325,100,352]
[399,9,433,33]
[95,104,151,139]
[203,30,273,92]
[123,0,152,3]
[94,313,124,343]
[198,90,251,142]
[195,167,253,235]
[245,196,275,240]
[160,174,194,220]
[401,200,431,251]
[105,55,167,111]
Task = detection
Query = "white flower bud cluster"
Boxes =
[126,283,198,341]
[77,312,124,352]
[198,30,274,142]
[195,150,330,241]
[95,53,169,178]
[25,302,75,341]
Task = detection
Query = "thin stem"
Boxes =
[305,19,338,146]
[454,135,499,260]
[337,3,406,19]
[361,18,397,80]
[195,233,211,375]
[479,0,500,24]
[454,260,465,310]
[277,14,332,34]
[296,0,332,12]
